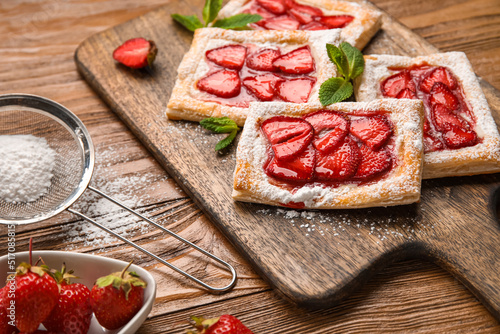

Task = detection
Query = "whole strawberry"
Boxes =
[90,262,146,330]
[42,264,92,334]
[14,263,59,333]
[112,37,157,69]
[187,314,254,334]
[0,281,18,334]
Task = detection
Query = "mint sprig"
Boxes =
[319,42,365,106]
[172,0,261,32]
[200,117,240,151]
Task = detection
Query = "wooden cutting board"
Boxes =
[74,0,500,319]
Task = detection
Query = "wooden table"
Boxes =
[1,0,500,332]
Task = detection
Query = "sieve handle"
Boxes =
[67,185,237,293]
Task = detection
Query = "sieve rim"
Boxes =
[0,93,95,225]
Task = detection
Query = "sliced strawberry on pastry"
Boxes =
[429,82,459,110]
[243,3,275,19]
[431,103,468,132]
[275,77,316,103]
[242,73,281,101]
[381,69,416,98]
[196,70,241,98]
[301,21,329,31]
[350,115,393,151]
[246,48,281,72]
[315,136,360,181]
[286,0,323,24]
[265,144,316,181]
[419,66,458,94]
[396,88,418,99]
[272,46,314,74]
[256,0,287,15]
[353,144,392,181]
[304,110,349,154]
[315,15,354,29]
[206,45,247,70]
[424,133,445,152]
[442,125,478,149]
[257,15,301,30]
[262,116,313,160]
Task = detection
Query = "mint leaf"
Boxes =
[171,14,203,31]
[215,129,238,150]
[200,117,239,133]
[340,42,364,80]
[213,13,262,29]
[202,0,223,26]
[319,77,353,106]
[326,44,349,79]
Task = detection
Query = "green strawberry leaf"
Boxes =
[215,129,238,151]
[326,44,349,79]
[200,117,239,133]
[212,13,262,29]
[340,42,364,80]
[319,77,353,106]
[171,14,203,32]
[202,0,223,26]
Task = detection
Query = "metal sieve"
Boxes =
[0,93,236,293]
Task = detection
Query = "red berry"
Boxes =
[187,314,254,334]
[286,0,323,24]
[431,103,468,132]
[420,66,458,94]
[112,38,157,69]
[242,74,280,101]
[396,88,418,99]
[442,126,478,149]
[353,144,392,181]
[275,77,316,103]
[301,21,329,30]
[272,46,314,74]
[350,115,393,151]
[197,70,241,98]
[381,69,416,98]
[206,45,247,70]
[304,110,349,154]
[429,82,459,110]
[261,116,313,160]
[256,0,287,15]
[315,15,354,28]
[315,136,360,181]
[0,282,17,334]
[265,143,316,181]
[246,48,281,72]
[257,15,301,30]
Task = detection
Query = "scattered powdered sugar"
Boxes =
[0,134,56,203]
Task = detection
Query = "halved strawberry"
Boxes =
[261,116,313,160]
[315,15,354,29]
[257,15,301,30]
[112,38,157,69]
[275,77,316,103]
[256,0,287,15]
[315,136,360,181]
[272,46,314,74]
[353,144,392,181]
[431,103,468,132]
[301,21,329,30]
[286,0,323,24]
[243,74,280,101]
[265,144,316,181]
[442,126,478,149]
[429,82,459,110]
[396,88,418,99]
[381,70,416,98]
[197,70,241,98]
[206,45,247,70]
[246,48,281,72]
[420,66,458,94]
[350,115,392,151]
[304,110,349,154]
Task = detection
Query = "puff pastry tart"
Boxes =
[232,99,424,209]
[166,28,341,126]
[354,52,500,179]
[216,0,382,50]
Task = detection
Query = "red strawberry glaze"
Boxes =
[381,64,479,153]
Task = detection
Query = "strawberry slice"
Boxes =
[429,82,459,110]
[112,38,157,69]
[197,70,241,98]
[420,66,458,94]
[315,15,354,29]
[257,15,301,30]
[442,126,478,149]
[244,3,275,19]
[354,144,392,181]
[304,110,349,154]
[243,73,280,101]
[431,103,468,132]
[396,88,418,99]
[286,0,323,24]
[262,116,313,160]
[275,77,316,103]
[424,133,445,152]
[246,48,281,72]
[272,46,314,74]
[206,45,247,70]
[315,136,360,181]
[381,70,416,98]
[350,115,393,151]
[301,21,329,30]
[265,144,315,181]
[256,0,287,15]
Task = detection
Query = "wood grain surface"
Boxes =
[1,0,500,333]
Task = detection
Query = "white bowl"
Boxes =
[0,251,156,334]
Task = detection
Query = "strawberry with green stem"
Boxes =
[187,314,254,334]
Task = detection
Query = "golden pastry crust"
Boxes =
[166,27,341,126]
[232,99,424,209]
[217,0,382,50]
[354,52,500,179]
